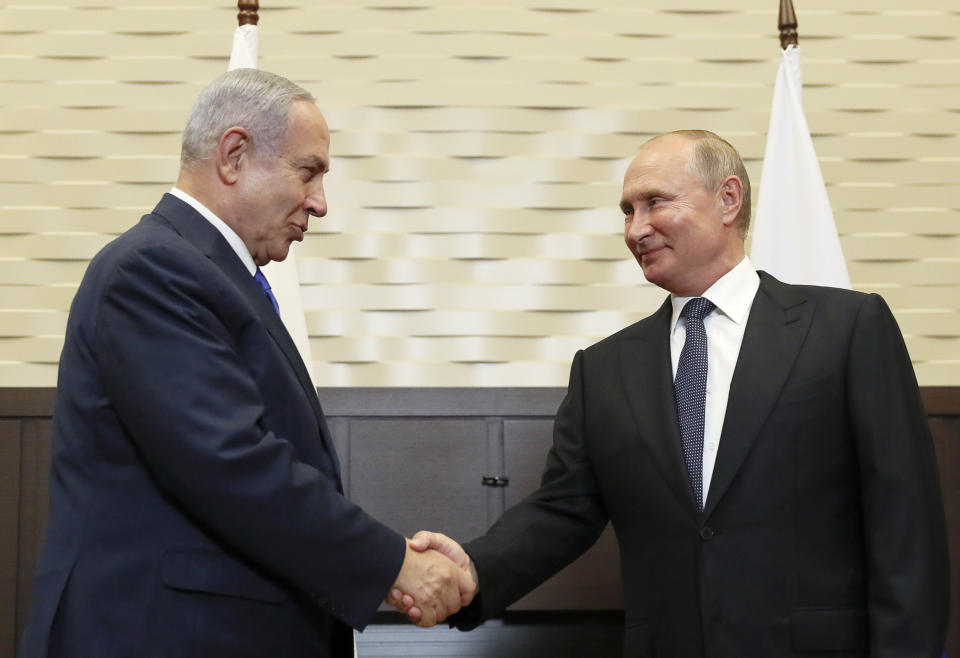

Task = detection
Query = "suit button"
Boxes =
[700,526,715,540]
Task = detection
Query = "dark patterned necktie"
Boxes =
[674,297,715,512]
[254,268,280,315]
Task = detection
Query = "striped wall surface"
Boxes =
[1,0,958,386]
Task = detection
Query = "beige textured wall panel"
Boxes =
[1,285,78,310]
[2,0,958,387]
[0,337,63,362]
[305,309,648,337]
[0,156,179,184]
[843,210,958,235]
[841,235,960,260]
[302,284,668,312]
[0,208,150,234]
[3,130,183,158]
[2,182,171,208]
[296,258,644,286]
[822,161,958,186]
[0,82,209,108]
[0,311,68,336]
[0,261,91,286]
[0,235,115,259]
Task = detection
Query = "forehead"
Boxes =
[621,137,700,198]
[282,100,330,164]
[626,136,691,180]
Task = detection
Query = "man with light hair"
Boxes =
[397,130,949,657]
[20,68,474,658]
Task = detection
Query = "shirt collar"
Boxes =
[169,187,257,276]
[670,256,760,330]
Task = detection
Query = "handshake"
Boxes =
[385,531,477,627]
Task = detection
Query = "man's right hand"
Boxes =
[386,530,479,628]
[387,537,476,627]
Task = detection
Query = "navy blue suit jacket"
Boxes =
[457,273,949,658]
[21,194,406,658]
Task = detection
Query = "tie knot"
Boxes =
[254,268,271,292]
[682,297,715,321]
[254,268,280,315]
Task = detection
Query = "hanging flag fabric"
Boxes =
[229,24,258,70]
[751,46,851,289]
[228,22,319,385]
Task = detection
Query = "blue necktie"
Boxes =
[254,268,280,315]
[674,297,715,512]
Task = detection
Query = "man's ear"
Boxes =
[718,175,743,227]
[216,127,249,185]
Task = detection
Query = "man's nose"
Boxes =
[625,213,652,243]
[305,184,327,218]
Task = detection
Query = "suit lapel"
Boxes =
[703,273,813,518]
[151,194,342,486]
[618,297,696,512]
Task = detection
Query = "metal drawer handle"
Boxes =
[481,476,510,487]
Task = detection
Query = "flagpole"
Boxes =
[779,0,798,49]
[238,0,259,26]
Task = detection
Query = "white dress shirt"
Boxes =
[169,187,256,276]
[670,257,760,508]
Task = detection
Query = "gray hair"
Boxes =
[645,130,752,236]
[180,68,314,170]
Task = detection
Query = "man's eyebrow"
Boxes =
[620,186,673,213]
[299,155,329,173]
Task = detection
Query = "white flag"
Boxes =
[228,24,259,70]
[229,23,319,385]
[751,46,851,289]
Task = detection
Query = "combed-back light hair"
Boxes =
[180,68,315,170]
[645,129,753,236]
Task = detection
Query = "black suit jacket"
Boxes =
[458,273,948,658]
[20,195,405,658]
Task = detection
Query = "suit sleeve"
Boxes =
[846,293,949,656]
[94,243,405,630]
[455,349,609,628]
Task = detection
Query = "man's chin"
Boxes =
[266,244,292,264]
[639,264,669,290]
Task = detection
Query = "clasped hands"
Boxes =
[385,531,477,627]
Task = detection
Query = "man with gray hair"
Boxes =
[20,68,474,658]
[398,130,948,657]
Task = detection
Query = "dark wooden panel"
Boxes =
[923,387,960,415]
[318,387,565,417]
[2,385,957,417]
[346,418,490,542]
[0,421,22,658]
[16,420,52,650]
[930,416,960,658]
[503,419,623,611]
[0,389,55,417]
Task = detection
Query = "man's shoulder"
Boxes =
[757,271,873,310]
[78,204,205,303]
[92,200,197,268]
